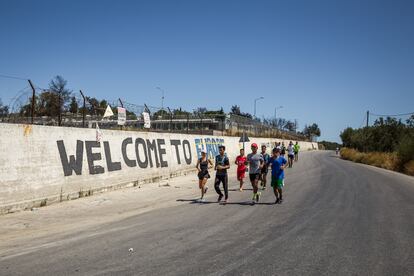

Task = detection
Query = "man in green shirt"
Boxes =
[294,142,300,162]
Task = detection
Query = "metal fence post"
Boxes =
[28,80,36,124]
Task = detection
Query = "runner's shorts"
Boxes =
[237,170,245,180]
[198,170,210,180]
[271,176,284,188]
[249,173,260,182]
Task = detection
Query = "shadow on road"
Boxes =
[176,199,276,206]
[228,188,253,191]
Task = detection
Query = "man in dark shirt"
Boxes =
[214,145,230,203]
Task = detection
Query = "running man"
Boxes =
[196,150,213,201]
[287,141,295,168]
[294,141,300,162]
[270,147,287,204]
[235,148,247,191]
[260,145,270,190]
[246,143,264,203]
[281,142,286,152]
[214,145,230,203]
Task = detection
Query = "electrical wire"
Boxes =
[370,112,414,117]
[0,74,28,81]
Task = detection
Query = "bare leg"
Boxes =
[253,179,259,194]
[273,186,279,199]
[199,179,204,198]
[201,178,208,199]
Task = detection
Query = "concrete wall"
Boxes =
[0,123,317,213]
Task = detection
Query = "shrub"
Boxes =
[403,160,414,176]
[397,133,414,170]
[340,148,399,171]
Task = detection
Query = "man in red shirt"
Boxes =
[235,148,247,191]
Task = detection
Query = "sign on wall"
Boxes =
[118,107,126,125]
[142,112,151,128]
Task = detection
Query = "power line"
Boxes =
[358,113,367,128]
[370,112,414,117]
[0,74,28,81]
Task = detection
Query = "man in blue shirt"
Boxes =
[270,147,287,204]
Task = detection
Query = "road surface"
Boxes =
[0,151,413,275]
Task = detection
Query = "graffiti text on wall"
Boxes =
[57,138,192,176]
[194,137,225,159]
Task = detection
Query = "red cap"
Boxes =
[251,143,258,148]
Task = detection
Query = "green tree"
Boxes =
[340,127,354,147]
[406,114,414,128]
[0,98,9,117]
[304,123,321,139]
[69,97,78,114]
[230,105,241,115]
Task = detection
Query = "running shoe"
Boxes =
[275,198,280,204]
[218,195,223,202]
[256,192,261,202]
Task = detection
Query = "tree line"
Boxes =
[230,105,321,140]
[340,115,414,167]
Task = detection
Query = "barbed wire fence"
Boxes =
[0,77,308,140]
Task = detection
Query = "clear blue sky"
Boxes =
[1,0,413,142]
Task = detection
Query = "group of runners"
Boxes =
[195,141,300,204]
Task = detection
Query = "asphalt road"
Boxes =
[0,151,413,276]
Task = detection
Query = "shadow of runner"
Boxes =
[176,199,216,204]
[221,201,275,206]
[228,188,254,192]
[176,199,276,206]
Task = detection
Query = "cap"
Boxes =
[251,143,258,148]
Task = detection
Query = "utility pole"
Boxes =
[254,97,264,118]
[366,110,369,127]
[156,87,165,111]
[294,119,298,133]
[58,90,62,126]
[28,80,35,124]
[79,90,86,128]
[167,107,172,132]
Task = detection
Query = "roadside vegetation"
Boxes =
[340,115,414,175]
[319,140,341,150]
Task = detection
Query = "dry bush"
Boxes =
[404,160,414,176]
[340,148,400,171]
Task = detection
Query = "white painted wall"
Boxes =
[0,123,317,212]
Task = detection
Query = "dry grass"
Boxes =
[340,148,401,172]
[403,160,414,176]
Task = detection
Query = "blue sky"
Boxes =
[1,0,413,142]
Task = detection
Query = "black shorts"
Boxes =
[288,154,294,159]
[198,170,210,180]
[260,167,268,175]
[249,173,260,182]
